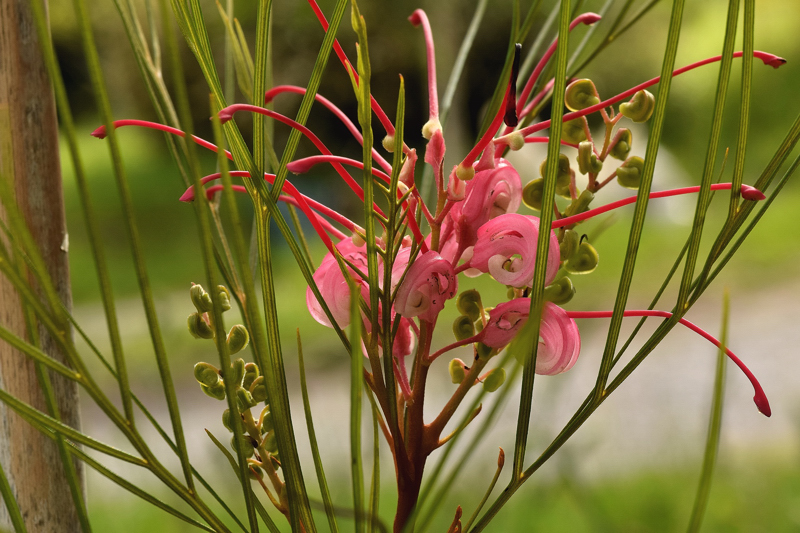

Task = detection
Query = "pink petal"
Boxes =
[394,251,457,322]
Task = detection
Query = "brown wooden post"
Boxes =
[0,0,83,531]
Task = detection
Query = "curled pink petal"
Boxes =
[483,298,531,348]
[470,214,560,288]
[447,159,522,248]
[306,239,369,328]
[394,251,457,322]
[536,303,581,375]
[482,300,580,375]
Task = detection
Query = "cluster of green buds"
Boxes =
[448,290,507,392]
[519,80,655,305]
[187,283,250,358]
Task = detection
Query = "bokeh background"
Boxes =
[46,0,800,530]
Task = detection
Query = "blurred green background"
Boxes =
[46,0,800,530]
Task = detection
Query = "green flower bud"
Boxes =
[242,362,259,390]
[539,154,573,189]
[620,90,655,123]
[250,376,268,404]
[382,134,395,153]
[455,163,475,181]
[194,362,221,387]
[259,405,275,435]
[188,312,214,339]
[263,431,278,454]
[201,382,226,401]
[505,131,525,151]
[422,117,442,140]
[236,387,257,409]
[222,409,233,432]
[561,118,588,144]
[227,325,250,355]
[522,178,545,211]
[448,358,467,384]
[217,286,232,312]
[456,290,483,322]
[565,79,600,112]
[248,464,263,480]
[483,368,506,393]
[616,156,645,189]
[559,229,580,261]
[609,128,632,160]
[476,342,493,360]
[190,283,213,313]
[232,358,246,387]
[564,241,599,275]
[563,190,595,219]
[260,407,274,434]
[544,277,576,305]
[452,315,476,341]
[230,435,255,458]
[577,141,603,175]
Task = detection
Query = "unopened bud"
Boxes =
[456,290,483,322]
[452,315,476,341]
[260,407,274,434]
[242,363,259,391]
[422,117,442,140]
[455,163,475,181]
[448,358,467,384]
[201,382,226,400]
[565,79,600,112]
[544,277,576,305]
[190,283,213,312]
[217,286,232,312]
[476,342,494,360]
[263,431,278,454]
[248,464,263,480]
[250,376,268,403]
[232,358,246,387]
[561,118,588,144]
[230,435,255,458]
[577,141,603,175]
[522,178,544,211]
[616,156,645,189]
[222,409,233,432]
[563,190,595,219]
[227,325,250,355]
[382,134,395,153]
[483,368,506,392]
[564,241,599,274]
[620,90,655,123]
[608,128,632,160]
[194,362,221,387]
[236,387,257,409]
[188,313,215,339]
[559,229,579,261]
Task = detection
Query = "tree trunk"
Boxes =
[0,0,83,531]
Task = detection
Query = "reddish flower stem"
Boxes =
[180,171,356,235]
[567,310,771,416]
[552,183,765,229]
[219,103,378,198]
[264,85,393,173]
[91,120,232,158]
[409,9,439,120]
[288,155,429,252]
[515,13,602,118]
[507,51,785,142]
[306,0,410,153]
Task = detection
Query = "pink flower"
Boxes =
[444,159,522,248]
[394,251,457,322]
[468,213,560,288]
[306,238,369,328]
[482,299,580,375]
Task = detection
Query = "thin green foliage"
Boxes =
[512,0,572,480]
[0,440,26,533]
[349,276,366,533]
[687,292,729,531]
[297,331,340,533]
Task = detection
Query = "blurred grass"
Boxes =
[87,447,800,532]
